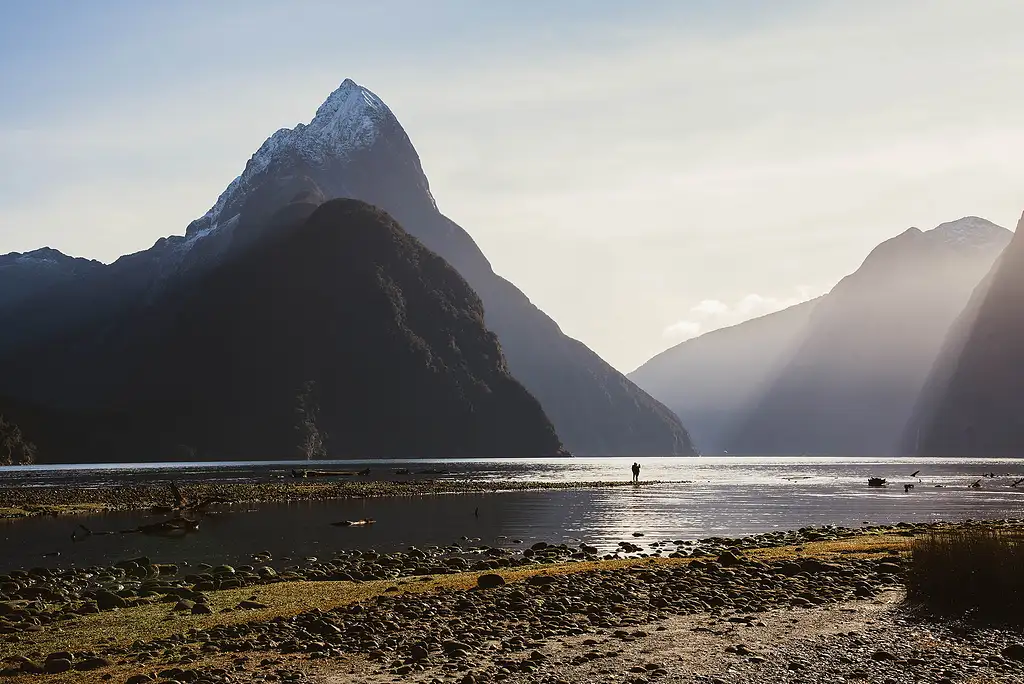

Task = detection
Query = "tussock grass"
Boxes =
[906,528,1024,627]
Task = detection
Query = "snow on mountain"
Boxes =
[188,79,391,239]
[0,247,99,269]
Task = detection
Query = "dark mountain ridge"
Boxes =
[0,200,566,462]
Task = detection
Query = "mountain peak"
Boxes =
[313,78,385,122]
[188,78,396,238]
[925,216,1009,249]
[0,247,99,268]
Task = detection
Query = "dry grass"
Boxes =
[749,534,911,560]
[0,503,113,519]
[906,528,1024,627]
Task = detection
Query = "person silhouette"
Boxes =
[631,462,640,483]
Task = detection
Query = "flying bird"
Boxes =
[1012,478,1024,487]
[910,470,921,478]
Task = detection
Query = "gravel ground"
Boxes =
[4,523,1024,684]
[321,591,1024,684]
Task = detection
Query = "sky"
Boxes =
[2,0,1023,373]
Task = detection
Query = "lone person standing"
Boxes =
[631,462,641,483]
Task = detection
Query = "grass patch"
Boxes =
[0,503,113,519]
[749,534,911,560]
[906,528,1024,628]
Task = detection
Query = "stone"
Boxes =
[1002,644,1024,662]
[44,658,73,674]
[476,574,506,589]
[94,590,127,610]
[75,656,113,671]
[718,551,742,566]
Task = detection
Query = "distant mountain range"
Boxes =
[630,217,1012,456]
[0,79,695,461]
[910,211,1024,457]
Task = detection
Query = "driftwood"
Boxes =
[330,518,376,527]
[291,468,371,478]
[146,482,232,514]
[72,516,200,541]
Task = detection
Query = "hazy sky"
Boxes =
[2,1,1022,372]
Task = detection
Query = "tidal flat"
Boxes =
[0,480,656,520]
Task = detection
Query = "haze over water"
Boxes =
[2,457,1022,574]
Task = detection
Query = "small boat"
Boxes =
[867,477,887,487]
[331,518,376,527]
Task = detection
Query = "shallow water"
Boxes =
[2,457,1023,573]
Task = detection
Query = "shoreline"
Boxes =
[2,519,1022,683]
[0,479,668,520]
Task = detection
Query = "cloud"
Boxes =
[663,287,821,342]
[691,299,730,315]
[662,320,703,341]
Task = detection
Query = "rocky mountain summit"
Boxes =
[0,79,695,457]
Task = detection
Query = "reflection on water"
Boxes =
[2,457,1023,573]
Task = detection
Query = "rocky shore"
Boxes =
[1,520,1023,683]
[0,479,663,519]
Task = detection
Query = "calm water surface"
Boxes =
[2,457,1022,573]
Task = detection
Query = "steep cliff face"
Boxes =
[631,218,1011,456]
[912,212,1024,457]
[723,219,1010,456]
[0,200,566,463]
[0,79,695,457]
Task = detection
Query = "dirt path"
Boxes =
[314,591,1024,684]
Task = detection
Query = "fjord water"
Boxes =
[2,457,1023,573]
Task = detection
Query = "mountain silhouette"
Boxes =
[0,79,695,457]
[0,200,566,462]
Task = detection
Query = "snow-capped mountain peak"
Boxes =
[187,79,394,238]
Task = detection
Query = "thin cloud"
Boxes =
[663,320,703,341]
[663,287,821,343]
